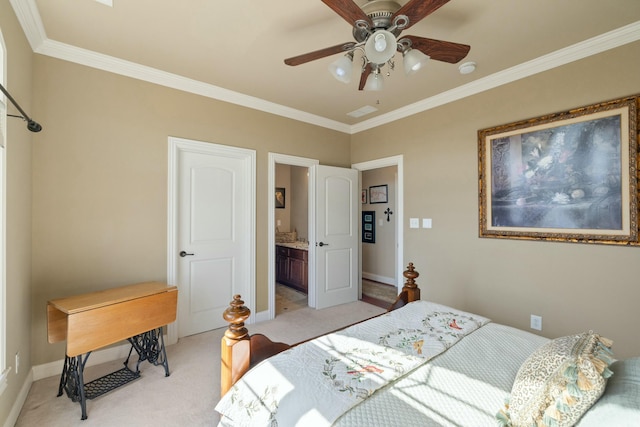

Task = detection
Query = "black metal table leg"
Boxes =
[76,355,88,420]
[56,326,171,420]
[56,356,69,397]
[57,353,90,420]
[125,327,171,376]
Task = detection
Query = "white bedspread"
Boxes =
[216,301,490,427]
[334,323,548,426]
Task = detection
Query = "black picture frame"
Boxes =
[275,187,285,209]
[362,211,375,243]
[369,185,388,204]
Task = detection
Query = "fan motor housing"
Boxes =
[353,0,402,42]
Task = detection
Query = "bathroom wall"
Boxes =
[275,163,291,232]
[290,166,309,241]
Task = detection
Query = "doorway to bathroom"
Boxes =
[275,163,310,315]
[267,154,360,320]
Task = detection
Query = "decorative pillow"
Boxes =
[575,357,640,426]
[497,331,614,427]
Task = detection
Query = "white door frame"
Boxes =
[167,137,257,343]
[266,153,318,321]
[352,155,404,287]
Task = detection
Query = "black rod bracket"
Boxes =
[0,82,42,132]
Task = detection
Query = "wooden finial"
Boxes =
[403,262,419,288]
[402,262,420,300]
[222,295,250,340]
[387,262,421,312]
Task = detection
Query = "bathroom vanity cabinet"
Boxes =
[275,244,308,293]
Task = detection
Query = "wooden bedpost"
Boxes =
[220,295,251,396]
[387,262,421,311]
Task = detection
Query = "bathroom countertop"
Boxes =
[276,241,309,250]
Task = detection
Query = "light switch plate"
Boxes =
[409,218,419,228]
[530,314,542,331]
[422,218,432,228]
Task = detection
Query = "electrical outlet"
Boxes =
[530,314,542,331]
[15,351,19,375]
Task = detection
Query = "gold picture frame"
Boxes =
[478,95,639,245]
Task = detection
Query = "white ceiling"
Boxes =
[10,0,640,133]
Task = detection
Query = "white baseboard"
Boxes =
[3,369,33,427]
[253,309,270,323]
[362,272,396,287]
[7,337,169,427]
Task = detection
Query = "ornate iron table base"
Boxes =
[57,327,170,420]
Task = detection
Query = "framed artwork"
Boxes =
[369,184,388,204]
[362,211,375,243]
[478,95,638,245]
[361,189,367,204]
[275,187,285,209]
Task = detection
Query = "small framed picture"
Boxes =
[275,187,285,209]
[361,189,367,204]
[362,211,375,243]
[369,184,388,204]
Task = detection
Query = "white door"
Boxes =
[172,138,255,337]
[312,165,359,309]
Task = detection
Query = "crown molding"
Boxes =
[9,0,640,135]
[9,0,45,52]
[351,21,640,133]
[37,38,352,133]
[9,0,351,134]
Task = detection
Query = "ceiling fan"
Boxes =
[284,0,471,91]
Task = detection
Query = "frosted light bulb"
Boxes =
[374,33,387,52]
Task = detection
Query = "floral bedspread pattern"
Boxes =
[215,301,490,427]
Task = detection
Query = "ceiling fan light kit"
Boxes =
[328,53,355,83]
[402,48,430,76]
[285,0,471,91]
[364,69,384,91]
[364,29,397,64]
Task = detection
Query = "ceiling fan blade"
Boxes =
[284,42,356,66]
[358,63,373,91]
[402,35,470,63]
[392,0,450,30]
[321,0,373,28]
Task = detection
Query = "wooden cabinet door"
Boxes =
[288,258,307,293]
[287,248,308,293]
[275,246,289,283]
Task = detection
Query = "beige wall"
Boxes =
[289,166,309,241]
[0,3,34,424]
[352,41,640,359]
[30,56,351,366]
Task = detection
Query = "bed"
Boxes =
[216,263,640,426]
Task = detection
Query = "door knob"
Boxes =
[318,242,329,247]
[179,251,194,257]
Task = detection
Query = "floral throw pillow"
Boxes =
[497,331,614,427]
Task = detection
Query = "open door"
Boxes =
[311,165,359,309]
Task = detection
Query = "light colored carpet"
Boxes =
[15,299,385,427]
